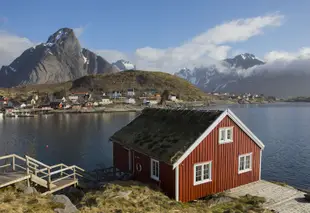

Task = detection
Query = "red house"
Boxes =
[110,108,265,202]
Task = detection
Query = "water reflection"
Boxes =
[0,112,137,170]
[1,104,310,189]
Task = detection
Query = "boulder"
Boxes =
[52,195,78,213]
[23,186,37,195]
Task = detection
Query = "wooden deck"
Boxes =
[0,171,30,188]
[0,154,86,195]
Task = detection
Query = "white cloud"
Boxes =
[97,13,284,72]
[0,31,35,66]
[0,13,285,73]
[264,47,310,62]
[73,26,84,37]
[96,50,129,63]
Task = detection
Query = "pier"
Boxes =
[0,154,85,195]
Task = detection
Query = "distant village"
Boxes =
[208,92,278,104]
[0,88,279,117]
[0,88,181,117]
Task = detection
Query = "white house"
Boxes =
[20,103,26,108]
[169,94,177,101]
[100,98,113,105]
[68,95,79,103]
[30,99,36,106]
[125,98,136,104]
[127,89,135,97]
[143,98,158,105]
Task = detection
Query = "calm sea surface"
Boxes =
[1,103,310,189]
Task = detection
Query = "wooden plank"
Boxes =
[26,156,50,169]
[0,154,14,161]
[0,164,11,169]
[12,154,26,162]
[42,180,78,195]
[31,174,56,189]
[51,173,75,184]
[0,172,30,188]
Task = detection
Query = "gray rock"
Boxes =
[0,28,118,87]
[52,195,78,213]
[113,190,132,200]
[23,186,37,195]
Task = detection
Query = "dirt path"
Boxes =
[227,180,310,213]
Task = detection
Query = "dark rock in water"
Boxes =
[0,27,118,87]
[304,193,310,201]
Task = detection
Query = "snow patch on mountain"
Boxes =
[112,60,136,71]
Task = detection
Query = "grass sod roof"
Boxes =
[110,108,223,164]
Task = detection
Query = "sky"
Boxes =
[0,0,310,72]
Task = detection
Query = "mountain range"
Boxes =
[1,28,310,98]
[175,53,310,98]
[0,28,119,87]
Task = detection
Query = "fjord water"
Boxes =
[0,103,309,189]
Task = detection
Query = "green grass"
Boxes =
[0,186,65,213]
[0,181,271,213]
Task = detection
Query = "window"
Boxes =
[194,161,212,185]
[238,153,252,174]
[219,127,233,144]
[150,159,159,181]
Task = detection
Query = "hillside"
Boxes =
[0,181,270,213]
[71,70,207,101]
[0,71,208,101]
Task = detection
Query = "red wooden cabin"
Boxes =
[110,108,265,202]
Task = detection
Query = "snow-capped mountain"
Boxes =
[112,60,136,71]
[175,53,263,92]
[175,53,310,97]
[223,53,265,69]
[0,28,118,87]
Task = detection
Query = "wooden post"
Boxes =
[60,165,63,177]
[12,155,15,171]
[48,168,51,190]
[26,157,30,187]
[73,167,76,181]
[34,165,37,176]
[73,167,77,187]
[26,157,29,175]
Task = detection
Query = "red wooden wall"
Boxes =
[113,142,130,173]
[113,142,176,199]
[178,115,261,202]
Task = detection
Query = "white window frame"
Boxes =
[150,158,160,181]
[219,127,234,144]
[193,161,212,186]
[238,153,252,174]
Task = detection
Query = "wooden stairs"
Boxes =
[0,154,86,195]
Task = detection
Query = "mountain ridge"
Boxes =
[0,28,118,87]
[175,53,310,97]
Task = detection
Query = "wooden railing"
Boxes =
[25,155,85,190]
[0,154,27,172]
[0,154,90,191]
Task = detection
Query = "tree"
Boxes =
[159,90,170,105]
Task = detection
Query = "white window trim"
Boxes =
[238,153,252,174]
[193,161,212,186]
[219,127,234,144]
[150,158,160,181]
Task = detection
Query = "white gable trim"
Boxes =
[227,109,265,150]
[175,165,179,201]
[172,110,227,169]
[172,109,265,169]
